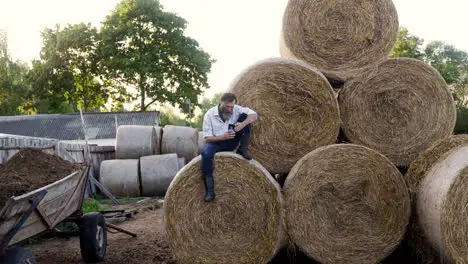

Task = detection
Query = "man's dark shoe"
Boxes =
[204,174,216,202]
[236,149,252,160]
[204,192,216,202]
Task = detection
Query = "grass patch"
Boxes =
[82,197,110,214]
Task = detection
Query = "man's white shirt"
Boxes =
[203,105,256,138]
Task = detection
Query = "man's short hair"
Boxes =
[220,93,237,103]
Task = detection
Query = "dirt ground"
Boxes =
[31,208,176,264]
[28,205,416,264]
[0,149,82,206]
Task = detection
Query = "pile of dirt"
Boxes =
[0,148,82,206]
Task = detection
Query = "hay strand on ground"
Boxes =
[284,144,410,264]
[164,152,283,264]
[280,0,398,81]
[339,58,456,167]
[417,143,468,263]
[229,58,340,174]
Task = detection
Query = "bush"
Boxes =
[455,107,468,134]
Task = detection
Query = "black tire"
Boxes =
[0,247,36,264]
[79,212,107,263]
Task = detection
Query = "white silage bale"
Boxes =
[100,159,140,197]
[115,125,156,159]
[161,125,198,162]
[140,154,180,196]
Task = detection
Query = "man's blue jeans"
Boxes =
[201,113,251,177]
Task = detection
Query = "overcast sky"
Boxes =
[1,0,467,98]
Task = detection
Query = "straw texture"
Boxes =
[339,58,456,167]
[403,135,468,264]
[229,58,340,174]
[164,152,284,264]
[280,0,398,81]
[417,144,468,263]
[284,144,410,264]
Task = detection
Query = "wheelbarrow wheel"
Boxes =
[79,212,107,262]
[0,247,36,264]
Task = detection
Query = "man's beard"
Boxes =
[219,104,232,120]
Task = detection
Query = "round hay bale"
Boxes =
[164,152,283,264]
[140,154,179,196]
[100,159,140,197]
[280,0,398,81]
[403,135,468,263]
[417,143,468,263]
[154,126,162,154]
[407,134,468,199]
[177,157,185,170]
[161,125,198,162]
[284,144,410,264]
[115,125,156,159]
[198,131,204,155]
[229,58,340,174]
[339,58,456,167]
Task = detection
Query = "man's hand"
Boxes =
[223,130,236,140]
[234,122,245,132]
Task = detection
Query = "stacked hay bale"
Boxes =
[99,125,195,198]
[140,154,183,196]
[164,153,284,264]
[404,135,468,263]
[163,0,461,263]
[339,58,456,167]
[284,144,410,263]
[161,125,198,162]
[280,0,399,83]
[115,125,159,159]
[229,58,340,174]
[416,143,468,263]
[275,0,457,263]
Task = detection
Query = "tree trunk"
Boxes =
[140,75,146,112]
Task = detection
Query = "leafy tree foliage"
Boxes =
[99,0,214,112]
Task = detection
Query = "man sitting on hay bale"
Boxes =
[201,92,258,202]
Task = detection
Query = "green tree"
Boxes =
[390,28,424,59]
[391,28,468,134]
[99,0,214,112]
[0,30,31,115]
[30,23,113,112]
[192,93,222,129]
[423,41,468,86]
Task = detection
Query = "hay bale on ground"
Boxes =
[402,135,468,264]
[161,125,198,162]
[284,144,410,264]
[140,154,180,197]
[164,152,283,264]
[280,0,398,81]
[177,157,185,169]
[229,58,340,174]
[100,159,140,197]
[417,143,468,263]
[339,58,456,167]
[115,125,157,159]
[154,126,162,154]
